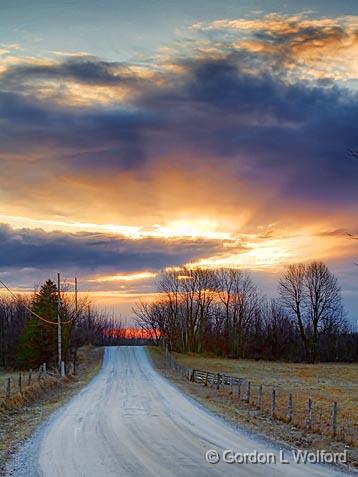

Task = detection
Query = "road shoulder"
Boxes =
[0,346,103,475]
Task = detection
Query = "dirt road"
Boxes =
[6,347,350,476]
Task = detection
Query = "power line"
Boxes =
[0,278,71,325]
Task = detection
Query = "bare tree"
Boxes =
[304,261,344,363]
[195,268,217,353]
[133,262,353,362]
[157,270,181,351]
[0,295,31,367]
[133,300,163,345]
[178,267,216,353]
[279,262,344,363]
[215,268,239,354]
[279,264,309,361]
[233,272,260,358]
[214,268,260,357]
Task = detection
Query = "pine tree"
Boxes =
[17,280,68,368]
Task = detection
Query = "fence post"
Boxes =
[60,360,65,377]
[271,389,276,417]
[246,381,251,403]
[216,373,220,390]
[331,402,337,436]
[287,393,293,423]
[237,381,241,399]
[230,377,234,395]
[28,368,32,386]
[256,384,262,409]
[18,372,22,395]
[204,372,208,387]
[306,398,313,430]
[6,377,11,399]
[317,407,322,433]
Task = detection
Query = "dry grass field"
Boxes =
[149,348,357,469]
[172,353,358,445]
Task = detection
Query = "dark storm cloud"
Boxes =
[141,56,358,202]
[0,46,357,198]
[0,224,225,272]
[0,90,158,168]
[1,57,145,87]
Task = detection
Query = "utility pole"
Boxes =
[57,272,62,372]
[73,276,78,376]
[75,276,78,318]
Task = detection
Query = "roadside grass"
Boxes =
[0,370,20,400]
[0,345,103,474]
[172,352,358,442]
[148,347,357,469]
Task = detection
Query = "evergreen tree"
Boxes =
[17,279,68,368]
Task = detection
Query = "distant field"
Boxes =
[173,353,358,443]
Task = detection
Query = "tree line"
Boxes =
[0,279,126,369]
[134,261,357,363]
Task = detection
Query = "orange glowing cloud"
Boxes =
[90,272,157,283]
[192,14,358,82]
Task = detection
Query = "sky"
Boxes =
[0,0,357,321]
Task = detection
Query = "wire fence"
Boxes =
[161,351,356,445]
[0,362,75,409]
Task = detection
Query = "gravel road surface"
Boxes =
[6,346,350,476]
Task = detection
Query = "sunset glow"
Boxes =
[91,272,158,283]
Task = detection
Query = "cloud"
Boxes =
[1,56,146,88]
[0,224,226,274]
[0,55,160,107]
[192,14,358,82]
[0,50,357,225]
[0,12,357,319]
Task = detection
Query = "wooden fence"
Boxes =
[1,362,73,407]
[163,352,339,437]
